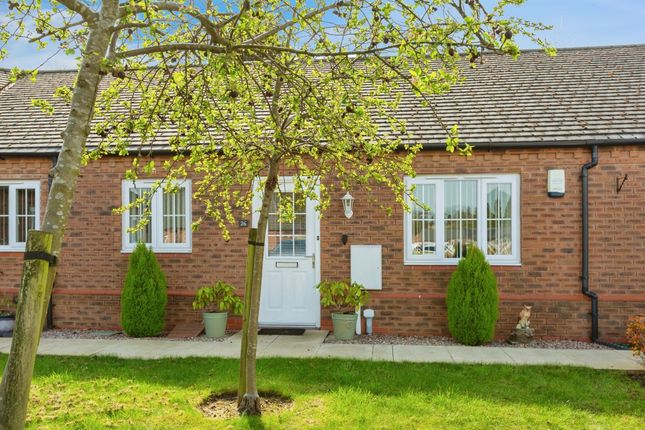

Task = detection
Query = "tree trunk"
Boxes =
[238,228,257,404]
[238,160,280,416]
[0,5,117,429]
[0,232,53,430]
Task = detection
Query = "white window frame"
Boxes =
[252,176,319,259]
[404,174,520,265]
[121,179,192,253]
[0,181,40,251]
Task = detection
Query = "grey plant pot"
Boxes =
[0,315,15,338]
[331,312,357,340]
[203,312,228,338]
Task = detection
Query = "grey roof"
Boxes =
[0,44,644,155]
[0,70,10,91]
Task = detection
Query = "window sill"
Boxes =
[404,263,523,271]
[404,260,522,267]
[121,248,192,254]
[0,247,26,253]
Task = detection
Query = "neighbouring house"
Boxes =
[1,45,644,342]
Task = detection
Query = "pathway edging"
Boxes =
[0,332,641,370]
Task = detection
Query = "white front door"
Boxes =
[254,178,320,327]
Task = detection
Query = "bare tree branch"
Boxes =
[242,1,347,45]
[117,42,398,59]
[119,1,229,45]
[28,19,86,42]
[56,0,98,22]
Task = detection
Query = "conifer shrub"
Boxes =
[446,245,499,345]
[121,243,168,337]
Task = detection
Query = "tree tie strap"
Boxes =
[24,251,57,266]
[247,240,265,246]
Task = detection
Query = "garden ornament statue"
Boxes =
[517,305,532,330]
[508,305,534,344]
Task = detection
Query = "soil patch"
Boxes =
[628,371,645,387]
[199,391,293,419]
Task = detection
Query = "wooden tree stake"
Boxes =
[0,231,54,430]
[238,227,257,404]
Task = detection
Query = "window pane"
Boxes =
[266,191,307,257]
[268,213,280,235]
[487,185,498,218]
[267,234,280,256]
[16,188,36,243]
[411,184,436,255]
[0,187,8,245]
[294,214,306,236]
[129,188,151,244]
[487,183,512,256]
[293,235,306,255]
[444,180,477,259]
[412,220,421,255]
[499,183,512,219]
[282,234,294,255]
[163,187,187,244]
[294,196,306,214]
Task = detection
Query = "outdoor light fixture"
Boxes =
[341,192,354,219]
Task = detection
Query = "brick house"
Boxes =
[1,45,644,342]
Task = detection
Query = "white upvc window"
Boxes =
[121,180,192,253]
[404,174,520,265]
[0,181,40,251]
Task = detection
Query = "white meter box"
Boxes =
[351,245,382,290]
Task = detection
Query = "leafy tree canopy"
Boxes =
[3,1,552,235]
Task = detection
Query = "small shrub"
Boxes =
[446,245,499,345]
[121,243,167,337]
[192,281,244,314]
[626,315,645,363]
[315,280,369,314]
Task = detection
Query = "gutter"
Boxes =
[420,137,645,150]
[3,137,645,158]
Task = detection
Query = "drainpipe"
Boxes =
[581,147,631,350]
[45,155,58,330]
[580,145,629,349]
[581,145,599,342]
[581,145,598,341]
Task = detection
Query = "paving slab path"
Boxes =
[0,332,641,370]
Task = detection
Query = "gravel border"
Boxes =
[41,329,233,342]
[324,333,612,350]
[41,329,612,350]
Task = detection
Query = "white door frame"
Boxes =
[252,176,321,327]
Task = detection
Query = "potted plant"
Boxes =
[316,280,369,340]
[0,296,17,338]
[192,281,244,338]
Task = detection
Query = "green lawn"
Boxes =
[0,354,643,429]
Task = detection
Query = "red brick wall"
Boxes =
[0,156,50,289]
[1,146,644,342]
[319,146,645,341]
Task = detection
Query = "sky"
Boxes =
[1,0,644,70]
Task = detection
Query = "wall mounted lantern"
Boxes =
[341,192,354,219]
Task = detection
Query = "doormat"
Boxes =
[258,328,305,336]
